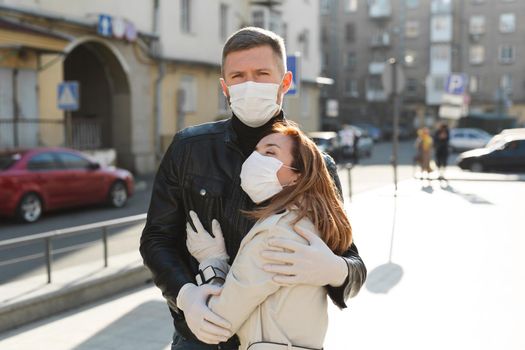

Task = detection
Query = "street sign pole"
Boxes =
[390,58,400,194]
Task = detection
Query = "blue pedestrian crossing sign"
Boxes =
[286,54,300,96]
[98,14,113,37]
[57,81,80,111]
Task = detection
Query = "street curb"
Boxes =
[0,265,152,334]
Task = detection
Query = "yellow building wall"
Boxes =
[38,54,64,146]
[160,63,224,152]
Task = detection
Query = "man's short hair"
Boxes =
[222,27,287,76]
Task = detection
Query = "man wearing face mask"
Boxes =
[140,27,367,350]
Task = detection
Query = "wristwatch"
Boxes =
[195,265,226,286]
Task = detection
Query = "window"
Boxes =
[406,0,418,9]
[219,4,228,41]
[433,76,445,90]
[405,20,419,38]
[469,16,485,35]
[252,10,265,28]
[300,29,310,58]
[321,0,331,14]
[345,23,355,42]
[500,73,512,91]
[180,0,191,33]
[180,75,197,113]
[499,13,516,33]
[344,78,359,97]
[57,153,90,170]
[431,0,451,14]
[469,45,485,64]
[406,78,418,95]
[344,0,358,12]
[344,51,357,70]
[404,50,417,67]
[28,153,59,171]
[469,75,480,94]
[301,89,310,117]
[499,45,515,64]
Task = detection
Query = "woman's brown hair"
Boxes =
[247,122,352,254]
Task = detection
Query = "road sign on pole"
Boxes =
[98,14,113,37]
[286,54,300,96]
[57,81,80,111]
[445,73,467,95]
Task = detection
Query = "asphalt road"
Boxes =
[0,139,451,284]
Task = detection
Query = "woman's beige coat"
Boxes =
[208,210,328,350]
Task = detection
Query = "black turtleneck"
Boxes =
[231,111,285,156]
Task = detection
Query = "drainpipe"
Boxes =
[153,0,165,161]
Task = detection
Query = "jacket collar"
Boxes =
[238,209,292,251]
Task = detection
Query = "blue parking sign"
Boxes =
[445,73,468,95]
[286,55,300,96]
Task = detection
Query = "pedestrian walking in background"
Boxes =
[414,127,433,179]
[434,123,450,180]
[185,122,358,350]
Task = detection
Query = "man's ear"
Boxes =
[280,71,293,95]
[219,78,229,98]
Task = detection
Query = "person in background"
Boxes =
[434,123,450,180]
[415,127,433,179]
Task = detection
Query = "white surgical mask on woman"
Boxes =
[228,81,281,128]
[240,151,296,204]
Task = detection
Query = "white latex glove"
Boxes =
[176,283,232,344]
[186,210,229,264]
[260,224,348,287]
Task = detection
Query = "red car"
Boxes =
[0,147,134,223]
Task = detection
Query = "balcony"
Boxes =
[370,32,391,47]
[369,0,392,19]
[369,62,386,75]
[366,89,388,102]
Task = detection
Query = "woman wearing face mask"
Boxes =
[185,122,354,350]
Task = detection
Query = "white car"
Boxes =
[449,128,492,152]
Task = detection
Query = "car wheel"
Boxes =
[470,162,484,172]
[108,181,128,208]
[16,193,43,223]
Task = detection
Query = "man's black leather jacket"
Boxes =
[140,118,367,343]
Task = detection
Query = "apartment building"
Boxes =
[320,0,525,132]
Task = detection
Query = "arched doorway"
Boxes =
[63,40,131,161]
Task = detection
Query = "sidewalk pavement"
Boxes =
[1,173,524,350]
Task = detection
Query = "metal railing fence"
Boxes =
[0,214,147,284]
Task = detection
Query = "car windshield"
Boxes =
[0,153,21,171]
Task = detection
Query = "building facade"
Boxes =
[320,0,525,132]
[0,0,323,175]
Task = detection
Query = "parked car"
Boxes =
[485,128,525,148]
[381,123,412,141]
[307,131,340,161]
[456,134,525,173]
[449,128,492,152]
[0,147,134,223]
[354,122,383,142]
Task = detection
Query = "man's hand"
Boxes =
[186,210,229,264]
[261,225,348,287]
[176,283,232,344]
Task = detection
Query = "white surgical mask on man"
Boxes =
[228,81,281,128]
[240,151,295,203]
